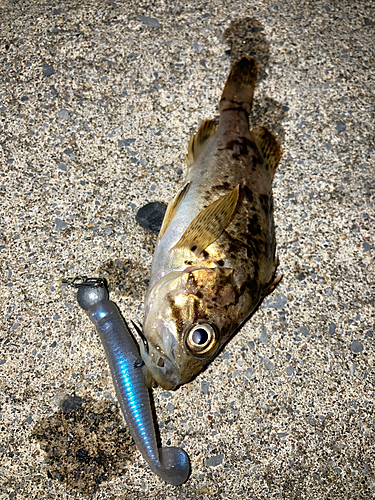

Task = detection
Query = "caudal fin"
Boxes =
[220,57,257,114]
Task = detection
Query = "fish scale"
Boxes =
[141,57,283,390]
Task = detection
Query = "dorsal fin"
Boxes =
[249,125,282,176]
[186,119,217,167]
[159,183,190,238]
[172,185,239,256]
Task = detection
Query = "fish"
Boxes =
[140,57,283,390]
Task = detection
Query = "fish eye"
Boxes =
[186,323,216,356]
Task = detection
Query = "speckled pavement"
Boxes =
[1,1,374,499]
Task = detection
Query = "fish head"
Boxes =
[142,267,239,390]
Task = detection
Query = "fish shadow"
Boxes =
[223,17,270,80]
[223,17,288,143]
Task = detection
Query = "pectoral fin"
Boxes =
[261,273,283,299]
[159,183,190,238]
[186,119,217,167]
[172,185,240,256]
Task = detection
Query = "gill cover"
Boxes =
[142,267,237,389]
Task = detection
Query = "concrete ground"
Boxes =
[0,0,374,499]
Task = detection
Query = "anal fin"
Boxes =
[186,119,217,167]
[159,183,190,238]
[172,185,240,256]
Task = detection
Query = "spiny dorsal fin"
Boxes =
[159,183,190,238]
[186,119,217,167]
[249,125,282,176]
[172,185,239,256]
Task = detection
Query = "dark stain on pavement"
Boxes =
[30,396,136,496]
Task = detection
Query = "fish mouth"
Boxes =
[139,341,183,391]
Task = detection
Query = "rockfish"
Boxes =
[140,57,282,390]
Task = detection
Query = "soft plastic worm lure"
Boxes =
[67,277,190,485]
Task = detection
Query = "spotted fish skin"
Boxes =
[141,57,282,390]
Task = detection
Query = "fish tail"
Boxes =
[220,57,257,114]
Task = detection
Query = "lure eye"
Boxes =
[186,323,216,356]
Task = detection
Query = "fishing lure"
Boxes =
[68,277,190,485]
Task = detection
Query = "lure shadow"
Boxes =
[97,258,150,300]
[30,396,137,496]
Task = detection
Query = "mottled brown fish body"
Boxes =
[141,57,282,390]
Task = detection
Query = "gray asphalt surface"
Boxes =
[1,1,374,499]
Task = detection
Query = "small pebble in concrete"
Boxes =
[336,120,346,132]
[263,358,274,370]
[139,16,160,27]
[294,326,309,337]
[260,326,268,344]
[286,366,294,376]
[350,340,364,353]
[328,322,336,335]
[205,454,224,467]
[349,364,357,376]
[263,292,287,309]
[167,402,175,414]
[54,218,68,231]
[193,42,205,52]
[201,380,209,394]
[42,63,55,76]
[58,109,70,120]
[362,241,371,252]
[118,138,136,148]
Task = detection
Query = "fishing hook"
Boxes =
[131,320,149,356]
